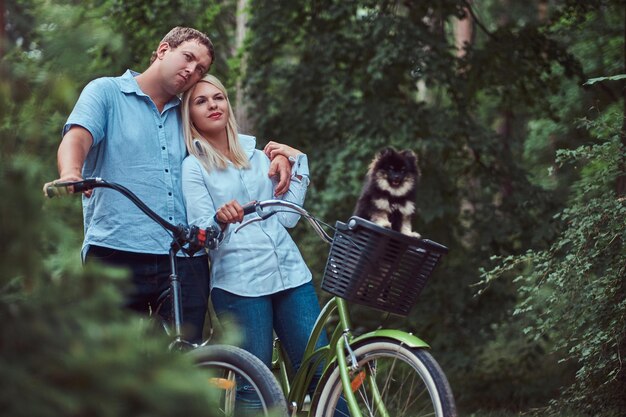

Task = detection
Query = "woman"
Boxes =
[180,74,328,400]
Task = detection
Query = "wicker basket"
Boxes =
[321,217,448,316]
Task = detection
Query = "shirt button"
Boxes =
[162,146,165,150]
[159,125,163,128]
[169,217,173,221]
[168,192,172,196]
[165,169,169,173]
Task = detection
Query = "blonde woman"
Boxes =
[181,74,328,411]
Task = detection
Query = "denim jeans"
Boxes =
[213,282,350,416]
[212,281,327,370]
[86,245,210,344]
[211,282,326,405]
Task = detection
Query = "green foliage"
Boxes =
[479,114,626,414]
[107,0,226,72]
[244,0,626,414]
[0,158,223,416]
[0,2,238,415]
[4,0,626,415]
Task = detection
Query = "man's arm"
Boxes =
[58,126,93,179]
[43,126,94,196]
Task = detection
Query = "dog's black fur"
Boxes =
[354,147,421,238]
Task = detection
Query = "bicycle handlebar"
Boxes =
[45,178,222,254]
[241,202,257,216]
[45,178,101,198]
[236,200,334,244]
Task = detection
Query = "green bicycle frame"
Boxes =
[280,295,430,416]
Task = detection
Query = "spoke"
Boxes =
[356,365,376,416]
[401,373,419,412]
[415,398,437,417]
[326,346,446,417]
[404,376,436,416]
[395,364,432,415]
[334,406,352,417]
[380,353,399,399]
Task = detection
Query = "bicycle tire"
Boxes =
[188,344,288,417]
[313,339,457,417]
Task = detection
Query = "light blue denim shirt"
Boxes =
[182,134,312,296]
[63,70,189,257]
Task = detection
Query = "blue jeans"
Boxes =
[86,245,210,344]
[213,282,350,416]
[212,281,327,372]
[212,282,327,405]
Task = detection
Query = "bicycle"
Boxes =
[45,178,288,417]
[235,199,457,417]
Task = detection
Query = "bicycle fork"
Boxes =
[335,299,390,417]
[168,246,185,347]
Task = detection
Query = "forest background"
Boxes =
[1,0,625,416]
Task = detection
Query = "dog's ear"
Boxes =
[401,149,421,177]
[376,146,396,159]
[401,149,417,163]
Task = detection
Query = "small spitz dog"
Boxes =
[354,147,421,238]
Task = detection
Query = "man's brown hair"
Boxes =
[150,26,215,69]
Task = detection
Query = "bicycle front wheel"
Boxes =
[313,339,457,417]
[188,344,288,417]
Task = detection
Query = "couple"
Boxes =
[50,26,327,388]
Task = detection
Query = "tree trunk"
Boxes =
[538,0,548,22]
[0,0,5,58]
[617,2,626,198]
[235,0,251,134]
[496,0,513,200]
[454,1,473,58]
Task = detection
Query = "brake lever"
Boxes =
[234,210,278,233]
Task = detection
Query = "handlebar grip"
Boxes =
[242,201,258,216]
[45,183,72,198]
[212,201,258,225]
[45,179,100,198]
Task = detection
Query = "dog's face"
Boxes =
[370,147,420,196]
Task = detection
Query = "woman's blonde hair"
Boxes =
[182,74,249,172]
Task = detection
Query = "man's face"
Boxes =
[157,40,212,95]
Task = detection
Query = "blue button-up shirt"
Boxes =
[64,70,188,257]
[182,134,312,296]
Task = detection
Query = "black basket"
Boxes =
[321,216,448,316]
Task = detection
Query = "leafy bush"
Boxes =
[0,160,221,417]
[479,111,626,415]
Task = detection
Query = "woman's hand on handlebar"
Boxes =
[215,200,245,230]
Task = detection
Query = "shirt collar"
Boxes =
[239,134,256,159]
[119,69,181,111]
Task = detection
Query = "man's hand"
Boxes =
[263,141,301,160]
[264,141,300,196]
[42,174,90,197]
[268,155,291,196]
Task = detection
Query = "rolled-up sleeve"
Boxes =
[276,153,310,228]
[63,78,110,144]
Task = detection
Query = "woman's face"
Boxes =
[189,81,229,137]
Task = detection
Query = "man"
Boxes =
[47,27,291,343]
